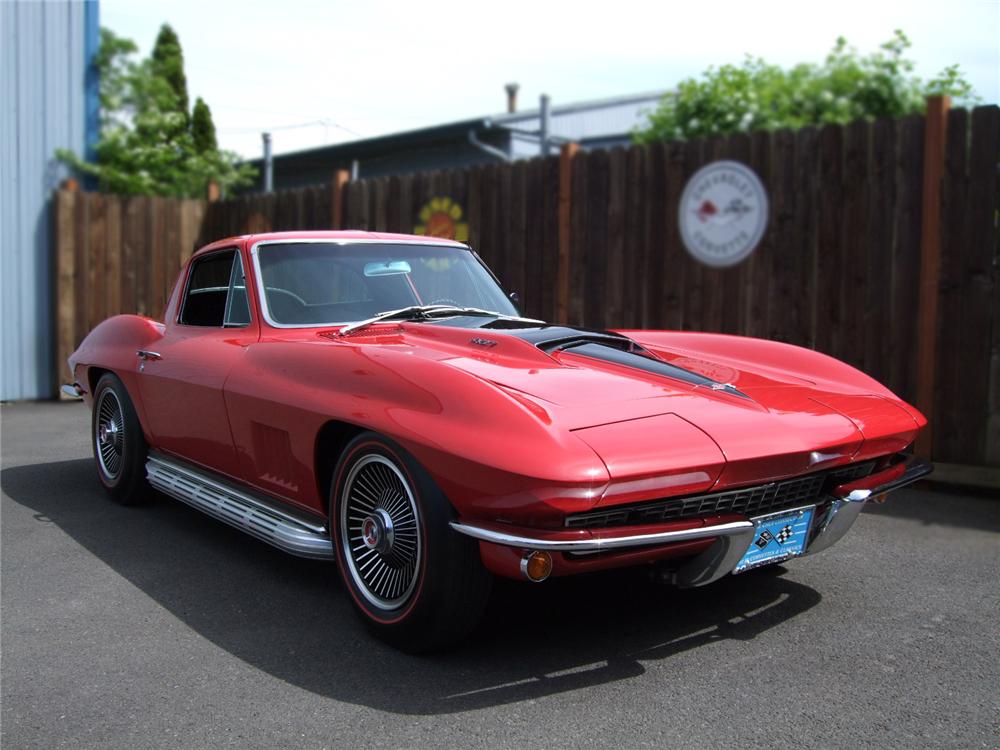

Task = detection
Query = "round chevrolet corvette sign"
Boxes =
[678,161,769,268]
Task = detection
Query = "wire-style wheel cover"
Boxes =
[339,454,422,610]
[95,388,125,481]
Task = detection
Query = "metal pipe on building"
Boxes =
[540,94,551,157]
[468,128,511,162]
[505,82,519,114]
[262,132,273,192]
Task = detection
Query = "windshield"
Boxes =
[253,241,518,327]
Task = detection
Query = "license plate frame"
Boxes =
[733,504,816,574]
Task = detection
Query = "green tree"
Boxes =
[151,25,189,113]
[635,31,979,143]
[57,26,255,198]
[191,97,218,152]
[150,24,189,133]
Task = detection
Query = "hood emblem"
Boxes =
[470,338,498,347]
[809,451,845,466]
[710,382,736,391]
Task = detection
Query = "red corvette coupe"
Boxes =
[65,231,932,651]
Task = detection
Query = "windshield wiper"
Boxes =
[338,305,541,337]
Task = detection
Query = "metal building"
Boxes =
[1,0,99,400]
[246,90,668,192]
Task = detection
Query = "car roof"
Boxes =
[193,230,468,258]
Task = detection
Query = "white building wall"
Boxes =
[1,1,90,399]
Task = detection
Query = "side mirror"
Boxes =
[509,291,521,313]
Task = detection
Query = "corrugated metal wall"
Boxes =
[1,0,95,400]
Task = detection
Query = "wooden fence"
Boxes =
[53,105,999,469]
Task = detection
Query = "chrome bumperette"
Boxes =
[448,519,755,552]
[832,455,934,502]
[146,455,333,560]
[804,455,933,557]
[673,524,758,587]
[802,498,865,557]
[61,383,84,399]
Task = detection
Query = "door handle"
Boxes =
[136,350,162,361]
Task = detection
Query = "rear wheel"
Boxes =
[91,373,150,505]
[330,432,492,652]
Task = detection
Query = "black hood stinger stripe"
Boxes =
[495,324,751,399]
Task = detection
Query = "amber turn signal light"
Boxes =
[520,551,553,582]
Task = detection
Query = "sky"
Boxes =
[101,0,1000,160]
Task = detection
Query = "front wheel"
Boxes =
[330,432,491,652]
[91,373,150,505]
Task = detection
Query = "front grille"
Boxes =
[565,460,876,529]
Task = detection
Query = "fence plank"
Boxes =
[959,106,997,463]
[660,141,686,331]
[916,96,951,458]
[582,149,608,327]
[148,197,166,319]
[865,118,896,381]
[605,148,626,328]
[86,193,107,332]
[722,133,752,335]
[744,130,773,340]
[568,149,588,326]
[976,107,1000,466]
[508,161,528,303]
[105,197,122,317]
[73,194,89,352]
[522,159,544,318]
[557,144,579,324]
[939,106,999,464]
[889,115,924,404]
[623,145,644,328]
[163,198,181,308]
[814,124,844,356]
[55,191,77,388]
[539,156,560,322]
[839,120,870,366]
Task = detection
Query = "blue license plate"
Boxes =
[734,505,815,574]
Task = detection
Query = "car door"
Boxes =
[136,247,257,480]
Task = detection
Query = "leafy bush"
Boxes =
[635,31,978,143]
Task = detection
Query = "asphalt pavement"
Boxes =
[2,401,998,749]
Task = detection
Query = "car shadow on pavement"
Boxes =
[4,458,823,715]
[862,484,1000,532]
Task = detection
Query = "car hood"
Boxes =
[402,326,917,485]
[335,322,921,491]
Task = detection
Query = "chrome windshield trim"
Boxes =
[249,239,481,330]
[449,519,754,552]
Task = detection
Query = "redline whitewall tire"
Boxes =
[330,432,492,652]
[91,373,150,505]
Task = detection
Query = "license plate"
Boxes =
[733,505,815,574]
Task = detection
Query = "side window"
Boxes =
[180,250,251,327]
[224,254,251,327]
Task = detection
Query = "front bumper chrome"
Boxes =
[804,454,933,557]
[453,454,933,586]
[449,518,755,553]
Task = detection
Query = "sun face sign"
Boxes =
[414,196,469,242]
